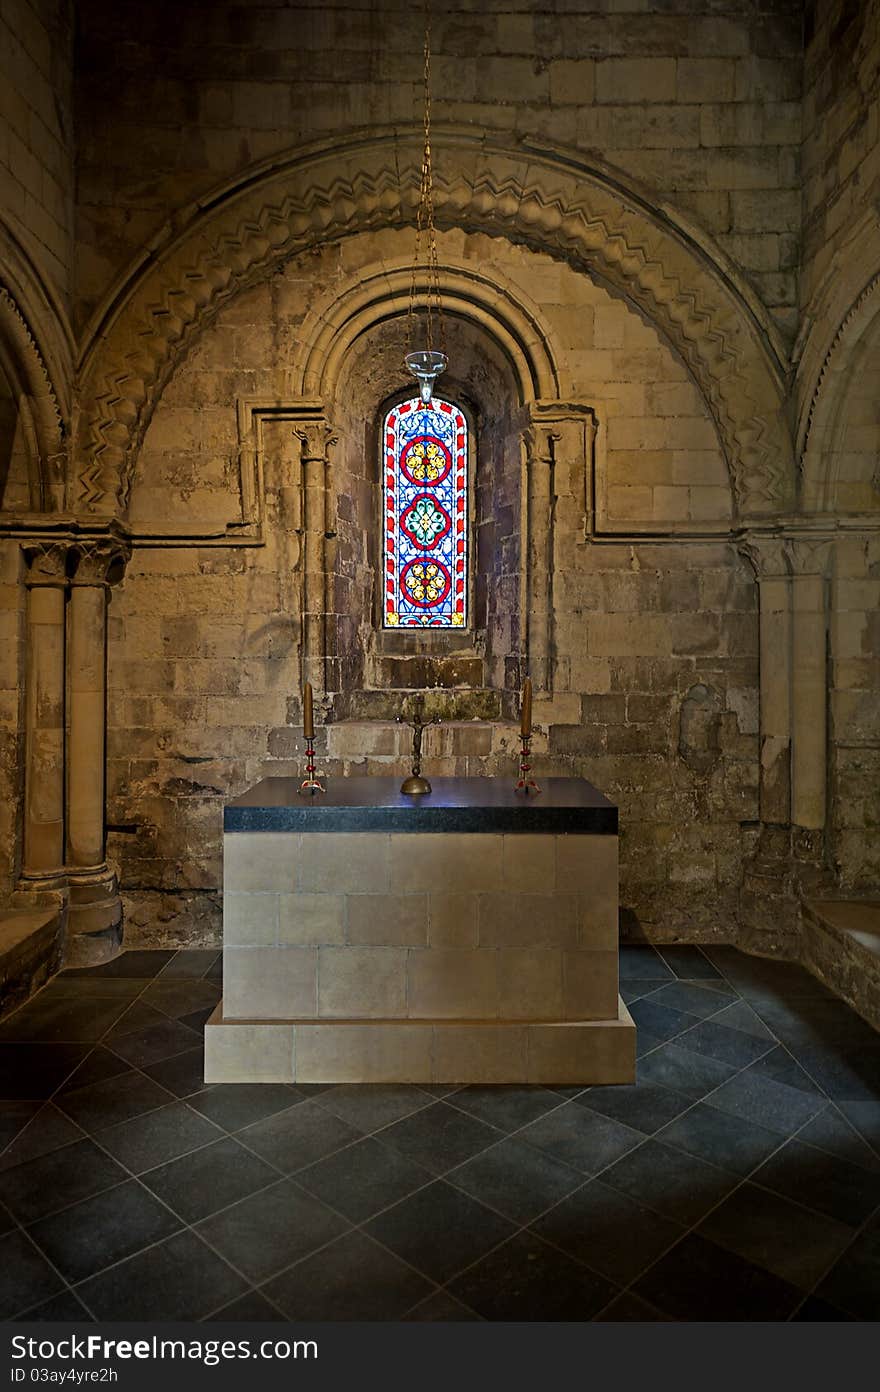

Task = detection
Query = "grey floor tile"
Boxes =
[189,1084,302,1132]
[0,995,133,1043]
[141,1136,278,1222]
[448,1136,583,1224]
[141,980,221,1021]
[645,981,736,1019]
[519,1103,642,1175]
[0,1229,65,1319]
[800,1106,880,1172]
[532,1178,682,1285]
[238,1099,362,1174]
[196,1177,350,1282]
[657,1101,781,1176]
[792,1046,880,1103]
[791,1294,854,1321]
[14,1290,93,1321]
[596,1291,671,1321]
[633,1231,803,1321]
[0,1103,84,1170]
[576,1083,692,1136]
[315,1084,433,1133]
[618,946,673,981]
[673,1019,773,1069]
[448,1229,616,1321]
[708,1069,827,1136]
[205,1290,286,1321]
[380,1102,501,1175]
[402,1290,480,1321]
[656,946,723,980]
[59,951,176,979]
[27,1179,181,1282]
[628,999,701,1044]
[837,1100,880,1159]
[0,1044,91,1099]
[57,1070,175,1132]
[815,1222,880,1320]
[747,1044,824,1095]
[698,1182,853,1289]
[620,979,671,1005]
[365,1180,515,1285]
[603,1137,739,1226]
[56,1047,132,1095]
[295,1136,433,1223]
[96,1100,223,1173]
[635,1041,737,1099]
[142,1046,210,1099]
[264,1229,435,1321]
[78,1230,248,1321]
[0,1137,127,1223]
[446,1085,563,1133]
[157,951,221,980]
[108,1017,203,1068]
[752,1138,880,1227]
[710,999,776,1040]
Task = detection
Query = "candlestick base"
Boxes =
[297,736,325,796]
[514,734,541,796]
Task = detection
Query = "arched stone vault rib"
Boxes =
[74,128,793,519]
[295,258,560,403]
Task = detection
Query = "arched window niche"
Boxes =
[328,314,525,712]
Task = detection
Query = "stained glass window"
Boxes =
[382,395,468,628]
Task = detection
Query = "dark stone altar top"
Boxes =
[224,776,617,834]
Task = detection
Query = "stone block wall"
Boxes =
[74,0,802,337]
[0,544,24,894]
[108,227,757,947]
[801,0,880,313]
[0,0,74,300]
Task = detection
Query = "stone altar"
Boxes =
[204,776,636,1084]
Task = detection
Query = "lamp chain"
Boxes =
[407,10,445,358]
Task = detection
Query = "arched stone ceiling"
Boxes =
[74,127,793,519]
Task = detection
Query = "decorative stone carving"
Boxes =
[74,132,793,521]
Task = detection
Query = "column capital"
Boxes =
[21,540,72,585]
[70,537,131,586]
[293,418,337,463]
[736,534,789,579]
[785,536,834,578]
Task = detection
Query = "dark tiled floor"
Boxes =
[1,942,879,1321]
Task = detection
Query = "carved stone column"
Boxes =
[787,537,832,833]
[21,543,69,881]
[521,422,557,693]
[293,418,336,693]
[66,539,127,872]
[738,537,791,826]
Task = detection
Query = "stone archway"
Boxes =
[74,127,793,520]
[0,217,71,510]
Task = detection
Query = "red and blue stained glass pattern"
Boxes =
[383,396,468,628]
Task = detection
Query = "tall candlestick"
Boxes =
[520,676,532,738]
[303,682,314,740]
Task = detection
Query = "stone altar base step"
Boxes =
[204,999,636,1085]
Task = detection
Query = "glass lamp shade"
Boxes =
[405,349,448,404]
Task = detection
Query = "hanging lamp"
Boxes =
[405,9,447,404]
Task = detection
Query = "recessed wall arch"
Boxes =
[74,125,793,520]
[0,217,72,510]
[294,256,561,405]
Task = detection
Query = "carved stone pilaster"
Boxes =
[737,536,791,828]
[21,542,70,881]
[293,418,337,693]
[785,537,833,834]
[67,539,130,876]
